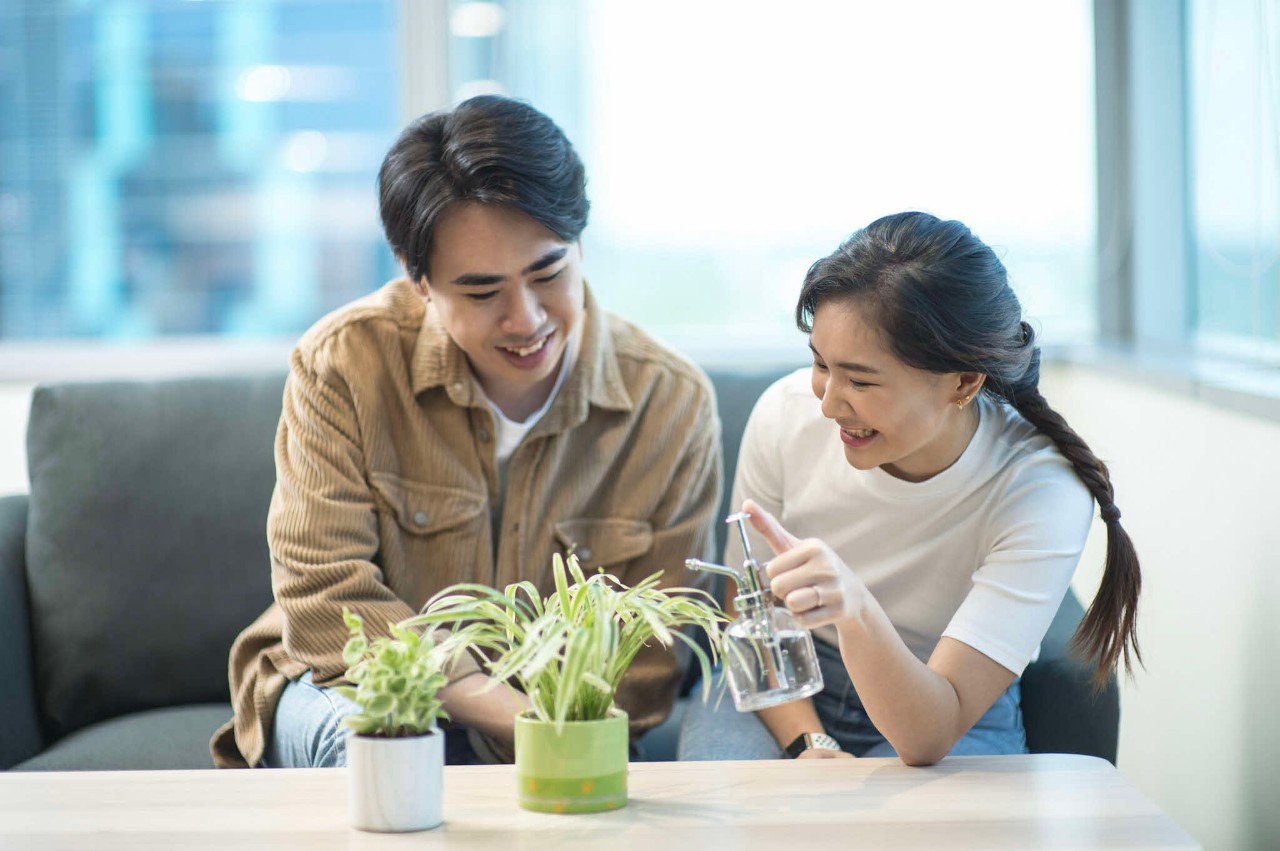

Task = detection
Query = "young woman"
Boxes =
[679,211,1140,766]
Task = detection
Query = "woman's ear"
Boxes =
[957,372,986,399]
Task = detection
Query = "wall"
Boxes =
[0,384,32,496]
[1044,363,1278,851]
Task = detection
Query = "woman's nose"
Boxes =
[819,378,845,420]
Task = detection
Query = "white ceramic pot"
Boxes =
[346,729,444,832]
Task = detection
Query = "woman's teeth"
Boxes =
[844,428,876,438]
[503,336,548,357]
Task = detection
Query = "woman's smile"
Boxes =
[838,426,878,448]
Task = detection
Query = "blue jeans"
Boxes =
[678,635,1027,760]
[260,671,487,768]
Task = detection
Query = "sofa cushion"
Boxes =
[0,494,42,768]
[11,704,232,771]
[1021,589,1120,762]
[25,375,285,740]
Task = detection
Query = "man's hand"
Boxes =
[439,672,531,746]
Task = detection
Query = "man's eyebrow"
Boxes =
[452,273,504,286]
[808,342,881,374]
[450,247,569,286]
[525,247,568,274]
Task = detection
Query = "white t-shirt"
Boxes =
[726,368,1094,675]
[478,325,583,545]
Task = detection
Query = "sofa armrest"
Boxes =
[1021,588,1120,764]
[0,493,43,769]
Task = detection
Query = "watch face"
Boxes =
[809,733,841,752]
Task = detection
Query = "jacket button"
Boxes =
[477,428,491,443]
[413,511,428,527]
[577,547,593,561]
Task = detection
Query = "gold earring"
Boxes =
[955,394,971,408]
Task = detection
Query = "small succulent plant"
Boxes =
[336,609,471,737]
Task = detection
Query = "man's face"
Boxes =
[418,202,585,420]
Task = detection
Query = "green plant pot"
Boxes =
[513,709,629,813]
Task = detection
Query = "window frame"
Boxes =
[1081,0,1280,421]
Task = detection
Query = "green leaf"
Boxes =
[342,637,367,668]
[343,608,363,633]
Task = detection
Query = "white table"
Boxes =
[0,754,1198,849]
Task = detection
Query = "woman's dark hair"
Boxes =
[378,95,589,283]
[797,211,1140,688]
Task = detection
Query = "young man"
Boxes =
[211,96,721,768]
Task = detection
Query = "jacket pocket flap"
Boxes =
[369,473,486,536]
[553,518,653,567]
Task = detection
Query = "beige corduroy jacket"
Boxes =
[210,279,721,768]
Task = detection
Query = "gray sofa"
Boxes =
[0,369,1119,771]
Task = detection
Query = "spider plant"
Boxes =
[402,553,727,732]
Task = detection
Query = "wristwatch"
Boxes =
[784,731,842,758]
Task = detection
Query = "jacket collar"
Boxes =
[409,281,632,430]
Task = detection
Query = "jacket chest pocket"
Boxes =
[369,473,487,596]
[552,518,653,572]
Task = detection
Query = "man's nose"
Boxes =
[503,285,545,336]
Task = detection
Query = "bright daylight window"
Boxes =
[1188,0,1280,358]
[0,0,400,339]
[448,0,1098,353]
[2,1,1096,350]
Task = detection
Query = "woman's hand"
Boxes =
[743,499,870,629]
[796,747,855,760]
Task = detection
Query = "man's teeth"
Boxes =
[845,428,876,438]
[504,336,548,357]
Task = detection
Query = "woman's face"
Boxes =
[808,299,984,482]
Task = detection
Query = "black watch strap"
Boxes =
[784,732,842,758]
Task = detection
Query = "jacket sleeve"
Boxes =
[611,378,723,732]
[268,348,480,686]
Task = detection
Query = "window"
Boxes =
[0,0,400,339]
[2,1,1098,349]
[446,0,1098,352]
[1188,0,1280,357]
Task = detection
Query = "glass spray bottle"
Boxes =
[686,512,824,711]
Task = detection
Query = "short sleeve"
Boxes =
[941,458,1094,674]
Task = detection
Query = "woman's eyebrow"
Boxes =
[809,342,881,374]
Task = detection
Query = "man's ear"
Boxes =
[399,255,430,299]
